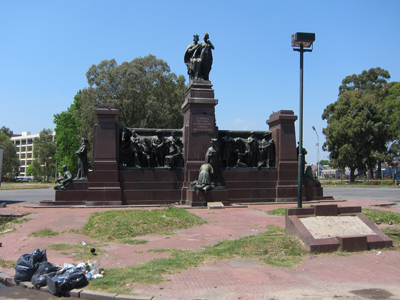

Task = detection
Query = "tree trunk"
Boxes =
[377,161,382,179]
[350,167,356,183]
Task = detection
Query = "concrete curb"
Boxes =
[0,272,151,300]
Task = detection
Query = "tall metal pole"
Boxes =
[297,45,304,208]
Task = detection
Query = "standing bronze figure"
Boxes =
[75,138,88,180]
[184,33,214,81]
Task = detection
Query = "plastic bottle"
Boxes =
[91,260,100,274]
[85,272,93,280]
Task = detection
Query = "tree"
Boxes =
[77,55,187,161]
[0,126,13,138]
[53,91,82,175]
[0,133,20,180]
[339,67,390,99]
[322,90,386,182]
[319,160,330,166]
[383,82,400,141]
[33,129,56,182]
[324,68,394,181]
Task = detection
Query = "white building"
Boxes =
[10,131,54,177]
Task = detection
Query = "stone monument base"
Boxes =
[286,204,392,253]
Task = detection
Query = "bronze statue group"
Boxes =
[119,129,183,170]
[192,131,276,192]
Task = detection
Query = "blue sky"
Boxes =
[1,0,399,165]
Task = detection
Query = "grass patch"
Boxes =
[29,228,59,237]
[0,215,29,234]
[0,182,55,190]
[80,207,207,243]
[0,258,15,268]
[381,228,400,248]
[48,242,106,261]
[267,206,311,217]
[362,209,400,224]
[88,228,306,294]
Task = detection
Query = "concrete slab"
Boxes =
[207,202,224,209]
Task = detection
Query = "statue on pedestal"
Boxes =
[54,165,72,190]
[75,138,88,180]
[184,33,214,81]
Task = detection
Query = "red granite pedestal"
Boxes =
[180,81,219,206]
[86,105,122,206]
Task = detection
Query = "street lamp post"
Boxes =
[292,32,315,208]
[312,126,320,179]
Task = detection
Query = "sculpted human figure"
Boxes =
[164,140,183,169]
[198,33,214,81]
[152,130,166,167]
[131,136,148,168]
[205,138,220,183]
[246,131,259,167]
[184,33,214,81]
[164,131,183,169]
[54,165,72,190]
[297,142,308,174]
[221,131,234,168]
[184,34,201,79]
[258,131,275,168]
[75,138,88,179]
[119,128,133,168]
[192,163,214,192]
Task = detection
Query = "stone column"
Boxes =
[86,104,122,205]
[267,110,299,202]
[181,82,225,205]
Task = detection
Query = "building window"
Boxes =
[21,140,26,145]
[16,141,20,146]
[20,146,26,152]
[20,153,26,159]
[28,139,33,144]
[20,160,26,165]
[27,153,32,158]
[27,146,32,151]
[27,160,32,165]
[20,167,25,172]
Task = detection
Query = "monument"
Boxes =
[49,33,324,207]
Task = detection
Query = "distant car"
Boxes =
[14,177,30,182]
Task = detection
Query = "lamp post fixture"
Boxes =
[312,126,320,179]
[292,32,315,208]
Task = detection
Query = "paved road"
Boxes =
[1,186,399,204]
[324,186,400,202]
[0,188,55,204]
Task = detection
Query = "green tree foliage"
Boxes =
[319,160,330,166]
[33,129,57,182]
[25,163,42,181]
[383,82,400,140]
[77,55,187,153]
[339,67,390,99]
[322,91,386,182]
[0,126,13,138]
[382,82,400,167]
[0,133,19,180]
[323,68,394,181]
[53,91,82,175]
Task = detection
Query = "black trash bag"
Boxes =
[14,249,47,283]
[46,267,88,296]
[31,261,61,289]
